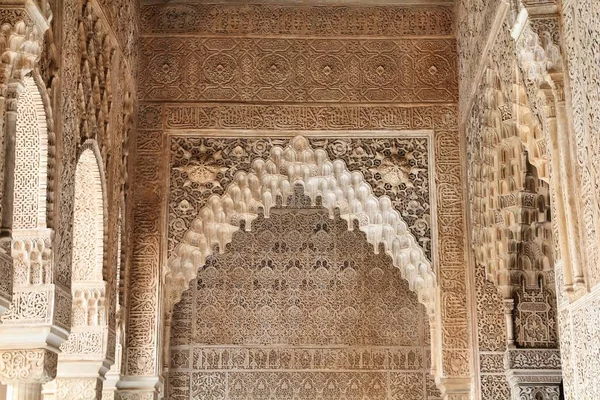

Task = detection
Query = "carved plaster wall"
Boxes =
[0,0,136,397]
[457,0,600,398]
[130,3,469,399]
[555,0,600,398]
[168,208,440,399]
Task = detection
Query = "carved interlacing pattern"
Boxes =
[72,148,104,283]
[125,126,163,377]
[132,3,470,396]
[169,137,432,259]
[54,0,79,289]
[164,105,436,131]
[167,136,435,328]
[513,287,558,349]
[475,265,510,399]
[432,107,470,380]
[0,349,57,384]
[140,4,454,37]
[139,37,457,103]
[561,0,600,286]
[147,104,470,391]
[13,76,47,229]
[169,210,439,399]
[56,378,101,400]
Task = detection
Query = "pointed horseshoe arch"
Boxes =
[165,136,437,317]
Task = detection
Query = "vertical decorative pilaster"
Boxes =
[434,106,473,399]
[118,105,165,399]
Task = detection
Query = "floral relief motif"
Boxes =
[139,38,457,103]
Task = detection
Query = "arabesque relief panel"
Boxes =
[139,38,457,103]
[140,4,454,37]
[168,209,441,400]
[169,136,434,259]
[134,3,468,396]
[134,99,470,392]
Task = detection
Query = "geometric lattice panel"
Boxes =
[168,209,440,399]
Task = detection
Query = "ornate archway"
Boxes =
[56,140,111,399]
[166,136,436,315]
[168,206,439,398]
[164,136,440,395]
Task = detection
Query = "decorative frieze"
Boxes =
[140,4,454,37]
[139,37,457,103]
[163,104,435,131]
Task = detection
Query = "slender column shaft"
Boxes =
[555,96,586,288]
[6,382,43,400]
[0,108,18,238]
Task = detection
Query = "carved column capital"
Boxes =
[0,349,57,385]
[504,348,562,400]
[0,2,47,85]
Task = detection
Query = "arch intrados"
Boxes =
[31,71,57,229]
[73,139,108,282]
[167,136,436,317]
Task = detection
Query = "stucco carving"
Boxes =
[168,209,439,399]
[554,1,600,398]
[140,3,454,37]
[0,1,48,314]
[167,135,435,322]
[169,136,433,260]
[164,104,436,131]
[133,103,470,398]
[0,349,57,384]
[135,2,470,398]
[139,37,457,103]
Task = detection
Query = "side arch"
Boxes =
[71,140,107,284]
[13,75,49,231]
[166,136,436,318]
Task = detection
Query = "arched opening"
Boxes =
[0,74,53,321]
[165,136,441,397]
[167,206,438,399]
[56,141,110,392]
[71,146,105,284]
